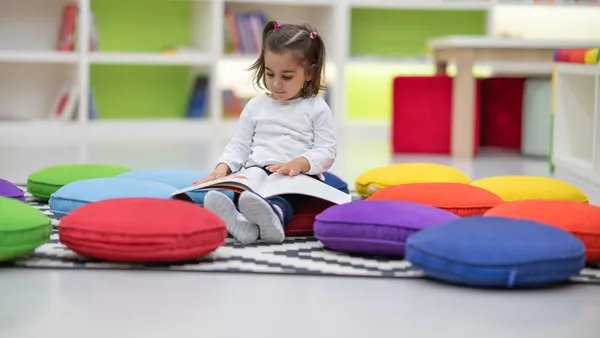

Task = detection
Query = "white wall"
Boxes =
[492,4,600,41]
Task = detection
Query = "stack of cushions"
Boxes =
[59,198,227,262]
[355,163,470,198]
[0,197,52,261]
[285,172,350,237]
[367,182,504,217]
[470,175,588,203]
[27,164,131,201]
[114,168,234,205]
[485,200,600,262]
[0,178,26,202]
[405,216,586,288]
[49,178,179,218]
[314,200,459,256]
[285,199,335,237]
[284,171,350,237]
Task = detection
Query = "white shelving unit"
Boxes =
[552,63,600,200]
[0,0,599,145]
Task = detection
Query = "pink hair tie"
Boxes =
[309,31,318,40]
[274,23,281,28]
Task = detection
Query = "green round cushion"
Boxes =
[27,164,131,201]
[0,197,52,261]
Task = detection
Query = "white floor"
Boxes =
[1,137,599,338]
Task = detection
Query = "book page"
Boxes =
[170,166,268,198]
[255,173,352,205]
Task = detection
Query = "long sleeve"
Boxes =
[300,103,337,175]
[216,102,255,173]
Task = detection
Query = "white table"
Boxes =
[428,36,600,158]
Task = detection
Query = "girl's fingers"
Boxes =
[193,175,214,185]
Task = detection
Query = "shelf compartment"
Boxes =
[350,8,487,58]
[89,64,211,120]
[0,0,77,52]
[222,1,337,59]
[0,63,78,121]
[553,68,596,170]
[90,0,212,54]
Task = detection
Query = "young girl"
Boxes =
[194,20,336,245]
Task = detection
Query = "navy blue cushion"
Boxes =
[405,216,586,288]
[115,168,234,205]
[323,172,349,194]
[49,178,178,218]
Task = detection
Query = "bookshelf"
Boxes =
[0,0,599,145]
[551,63,600,200]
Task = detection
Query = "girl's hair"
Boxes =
[249,20,326,98]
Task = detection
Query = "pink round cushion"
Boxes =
[59,198,227,262]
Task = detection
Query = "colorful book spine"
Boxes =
[223,9,268,55]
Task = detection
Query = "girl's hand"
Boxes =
[267,157,310,177]
[193,163,231,185]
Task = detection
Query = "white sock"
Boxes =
[203,191,259,244]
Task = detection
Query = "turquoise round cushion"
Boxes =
[49,177,178,218]
[115,168,234,205]
[405,216,586,288]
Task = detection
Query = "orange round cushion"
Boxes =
[59,198,227,262]
[367,183,505,217]
[485,200,600,262]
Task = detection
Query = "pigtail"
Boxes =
[248,21,280,91]
[262,20,279,46]
[304,29,327,96]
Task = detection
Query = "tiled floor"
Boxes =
[1,138,599,338]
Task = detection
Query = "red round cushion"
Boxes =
[367,182,504,217]
[59,198,227,262]
[284,198,335,237]
[485,199,600,262]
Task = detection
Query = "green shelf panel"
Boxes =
[91,0,192,52]
[90,0,194,119]
[350,9,487,57]
[90,65,192,119]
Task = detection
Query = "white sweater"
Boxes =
[216,93,337,176]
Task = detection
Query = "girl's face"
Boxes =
[264,51,312,101]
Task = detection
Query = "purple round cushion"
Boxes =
[0,179,26,202]
[314,200,459,256]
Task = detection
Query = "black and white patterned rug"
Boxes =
[3,186,600,285]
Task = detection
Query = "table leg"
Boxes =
[434,51,447,75]
[451,50,476,158]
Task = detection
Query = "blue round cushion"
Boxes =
[49,177,178,218]
[323,172,349,194]
[114,168,234,205]
[405,216,586,288]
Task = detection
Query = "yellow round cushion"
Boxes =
[355,163,471,198]
[470,176,588,203]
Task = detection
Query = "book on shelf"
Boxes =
[49,81,98,121]
[56,1,99,52]
[186,75,210,119]
[224,8,267,55]
[222,89,250,119]
[221,84,331,119]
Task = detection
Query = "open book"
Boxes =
[171,166,352,205]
